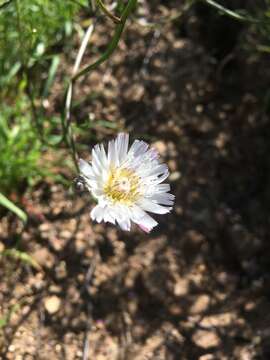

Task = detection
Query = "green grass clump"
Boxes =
[0,0,83,91]
[0,0,87,215]
[0,96,43,194]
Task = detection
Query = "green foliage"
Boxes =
[0,96,44,194]
[202,0,270,52]
[1,248,41,270]
[253,6,270,53]
[0,0,137,219]
[0,303,20,330]
[0,0,83,91]
[0,0,87,216]
[0,193,27,221]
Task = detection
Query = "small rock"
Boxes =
[168,159,177,171]
[32,248,54,268]
[244,301,256,311]
[44,295,61,314]
[0,241,5,252]
[60,230,72,240]
[186,230,205,245]
[169,171,181,182]
[200,312,236,327]
[8,344,15,352]
[49,285,62,293]
[190,294,210,314]
[39,223,50,232]
[153,141,167,156]
[55,261,67,280]
[124,83,144,101]
[192,329,220,349]
[174,278,189,296]
[50,237,65,252]
[173,39,186,49]
[199,355,215,360]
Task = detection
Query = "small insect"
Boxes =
[74,176,86,192]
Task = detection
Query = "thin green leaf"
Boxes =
[42,55,60,98]
[204,0,266,24]
[0,303,21,330]
[1,249,41,270]
[0,192,27,222]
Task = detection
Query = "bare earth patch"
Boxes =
[1,2,270,359]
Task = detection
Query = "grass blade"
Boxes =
[0,192,27,222]
[42,55,60,98]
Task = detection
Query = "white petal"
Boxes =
[91,187,104,198]
[92,147,104,174]
[109,205,132,231]
[144,184,171,197]
[149,170,170,184]
[85,178,98,187]
[103,208,116,224]
[108,139,119,167]
[128,139,149,157]
[118,218,131,231]
[149,164,168,176]
[137,163,168,178]
[79,159,94,178]
[154,184,171,193]
[114,204,129,222]
[130,204,146,221]
[90,205,105,223]
[134,213,158,233]
[130,205,158,233]
[148,148,159,160]
[149,193,175,206]
[116,133,129,164]
[139,198,171,214]
[94,143,108,169]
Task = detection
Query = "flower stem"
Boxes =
[63,0,137,172]
[96,0,121,23]
[72,0,137,81]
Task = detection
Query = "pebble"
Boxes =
[192,329,220,349]
[169,171,181,181]
[32,248,54,268]
[153,140,167,156]
[0,241,5,252]
[190,294,210,314]
[44,295,61,314]
[199,355,215,360]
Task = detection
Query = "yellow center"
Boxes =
[104,167,140,204]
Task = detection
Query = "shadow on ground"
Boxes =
[1,2,270,359]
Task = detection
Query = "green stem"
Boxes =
[62,0,137,173]
[96,0,121,23]
[62,82,80,172]
[73,0,137,81]
[204,0,264,24]
[0,0,12,10]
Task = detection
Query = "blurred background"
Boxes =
[1,0,270,359]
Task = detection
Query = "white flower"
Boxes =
[79,133,174,232]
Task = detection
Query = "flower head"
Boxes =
[79,133,174,232]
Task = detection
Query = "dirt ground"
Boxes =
[1,2,270,359]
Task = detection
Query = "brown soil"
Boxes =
[1,2,270,359]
